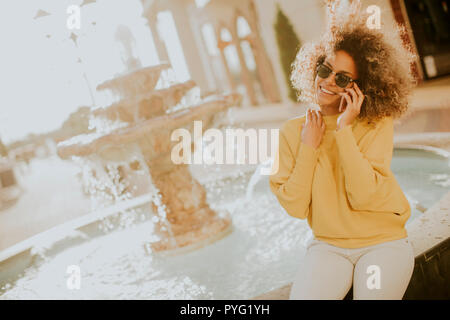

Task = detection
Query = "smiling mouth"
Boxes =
[319,85,337,95]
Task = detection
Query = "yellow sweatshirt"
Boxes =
[269,112,411,249]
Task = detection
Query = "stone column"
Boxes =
[219,47,237,91]
[246,1,281,103]
[230,24,258,106]
[145,12,170,63]
[167,0,211,92]
[216,27,237,91]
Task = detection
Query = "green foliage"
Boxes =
[0,138,7,157]
[274,4,301,101]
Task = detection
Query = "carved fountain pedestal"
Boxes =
[148,161,232,252]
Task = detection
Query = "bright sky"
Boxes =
[195,0,211,8]
[0,0,252,145]
[0,0,160,144]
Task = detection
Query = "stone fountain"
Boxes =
[57,63,241,253]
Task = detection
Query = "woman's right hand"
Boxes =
[301,108,326,150]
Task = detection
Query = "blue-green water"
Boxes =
[0,148,448,299]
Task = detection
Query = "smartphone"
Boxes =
[339,95,347,112]
[339,82,355,112]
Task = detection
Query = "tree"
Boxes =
[274,4,301,101]
[0,137,7,157]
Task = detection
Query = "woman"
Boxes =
[269,3,417,300]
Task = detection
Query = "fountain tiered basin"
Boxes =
[57,63,241,253]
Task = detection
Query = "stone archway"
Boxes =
[241,0,281,103]
[235,14,264,104]
[217,24,258,105]
[194,0,281,106]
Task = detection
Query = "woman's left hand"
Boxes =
[336,83,365,130]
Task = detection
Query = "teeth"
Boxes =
[321,87,335,95]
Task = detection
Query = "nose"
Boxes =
[323,73,337,87]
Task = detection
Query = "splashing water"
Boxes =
[71,143,178,244]
[245,158,274,203]
[1,148,449,299]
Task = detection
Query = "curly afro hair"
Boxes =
[290,1,418,126]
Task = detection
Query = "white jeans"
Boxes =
[289,237,415,300]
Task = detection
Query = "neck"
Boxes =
[319,103,340,116]
[314,88,341,115]
[316,103,341,130]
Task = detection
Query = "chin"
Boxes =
[316,91,340,107]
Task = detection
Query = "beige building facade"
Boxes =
[140,0,426,106]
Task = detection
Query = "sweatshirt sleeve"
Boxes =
[334,117,409,214]
[269,121,320,219]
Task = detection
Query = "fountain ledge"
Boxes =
[0,193,153,264]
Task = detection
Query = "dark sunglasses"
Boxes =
[316,63,357,88]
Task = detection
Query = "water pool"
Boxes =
[0,147,448,299]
